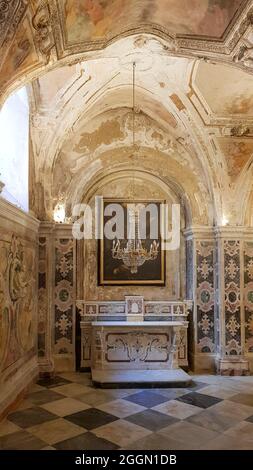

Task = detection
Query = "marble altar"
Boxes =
[78,297,192,387]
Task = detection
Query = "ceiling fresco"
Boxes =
[1,1,253,228]
[0,0,252,104]
[195,62,253,117]
[63,0,244,44]
[217,138,253,181]
[26,38,253,227]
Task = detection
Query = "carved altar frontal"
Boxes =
[77,297,192,373]
[92,323,178,372]
[106,330,170,364]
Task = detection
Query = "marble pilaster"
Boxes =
[185,227,216,372]
[215,227,250,376]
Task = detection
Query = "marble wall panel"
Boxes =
[244,242,253,353]
[54,238,75,356]
[196,241,215,354]
[224,240,241,355]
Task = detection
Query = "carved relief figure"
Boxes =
[9,236,28,303]
[0,244,9,366]
[234,39,253,68]
[0,236,35,371]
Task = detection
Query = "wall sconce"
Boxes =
[53,203,66,223]
[221,215,229,226]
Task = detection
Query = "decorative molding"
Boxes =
[32,1,55,63]
[0,0,28,49]
[53,0,251,59]
[106,331,170,363]
[1,1,253,103]
[230,124,251,136]
[0,198,39,233]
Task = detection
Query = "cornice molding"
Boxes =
[184,225,253,239]
[183,226,215,239]
[214,225,253,238]
[0,197,40,233]
[0,0,28,49]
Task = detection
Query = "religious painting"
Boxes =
[143,0,244,38]
[99,199,165,286]
[62,0,243,46]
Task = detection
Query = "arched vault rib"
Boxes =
[27,34,253,226]
[29,57,217,224]
[1,0,253,105]
[50,145,213,227]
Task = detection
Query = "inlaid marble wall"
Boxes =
[37,226,54,375]
[186,235,216,371]
[54,236,76,370]
[196,241,215,355]
[0,199,39,417]
[224,240,242,356]
[216,236,249,375]
[38,237,47,358]
[186,231,253,374]
[35,224,253,375]
[186,238,194,362]
[244,242,253,354]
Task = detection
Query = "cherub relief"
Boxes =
[234,39,253,68]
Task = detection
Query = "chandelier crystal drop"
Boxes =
[111,63,160,274]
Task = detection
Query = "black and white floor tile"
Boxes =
[0,372,253,450]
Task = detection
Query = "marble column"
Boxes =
[215,227,249,376]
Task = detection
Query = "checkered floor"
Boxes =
[1,372,253,450]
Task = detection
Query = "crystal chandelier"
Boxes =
[112,62,160,274]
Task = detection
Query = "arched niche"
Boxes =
[73,168,191,303]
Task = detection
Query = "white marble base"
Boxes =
[216,357,250,376]
[92,368,192,387]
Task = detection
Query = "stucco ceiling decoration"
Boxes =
[1,1,253,228]
[1,0,253,104]
[27,28,253,227]
[27,48,218,225]
[0,0,27,47]
[0,0,28,65]
[52,0,253,61]
[57,0,245,46]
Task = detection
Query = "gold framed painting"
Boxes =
[98,198,165,286]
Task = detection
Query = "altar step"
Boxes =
[92,368,192,388]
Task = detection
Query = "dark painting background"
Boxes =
[99,200,165,285]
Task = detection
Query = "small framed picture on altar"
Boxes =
[125,296,144,316]
[98,198,165,286]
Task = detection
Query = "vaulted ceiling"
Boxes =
[0,0,252,103]
[1,1,253,227]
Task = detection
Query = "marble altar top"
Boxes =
[91,321,185,326]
